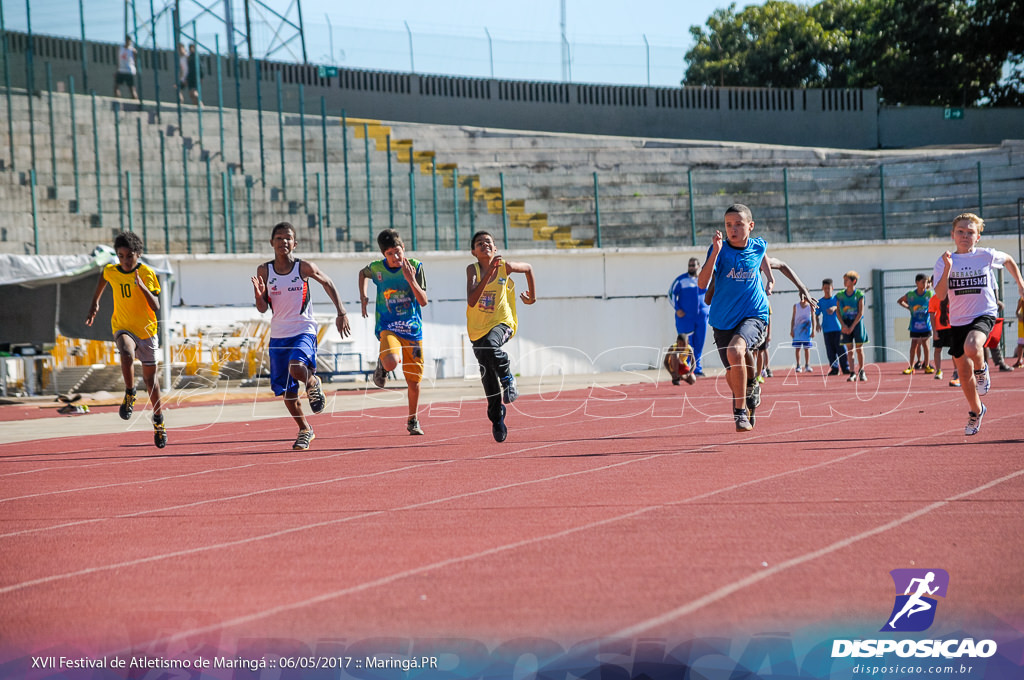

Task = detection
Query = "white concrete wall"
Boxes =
[167,235,1023,378]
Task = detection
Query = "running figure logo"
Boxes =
[881,569,949,632]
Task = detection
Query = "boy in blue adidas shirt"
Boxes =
[359,229,429,435]
[697,204,775,432]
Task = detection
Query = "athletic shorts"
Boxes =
[379,331,424,384]
[949,315,995,359]
[841,320,868,346]
[115,72,135,87]
[792,340,813,349]
[712,317,768,369]
[933,328,953,348]
[909,331,931,339]
[269,333,317,396]
[114,330,159,366]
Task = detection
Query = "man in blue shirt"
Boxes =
[697,204,775,432]
[816,278,852,376]
[668,257,710,375]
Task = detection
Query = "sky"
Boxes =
[5,1,769,87]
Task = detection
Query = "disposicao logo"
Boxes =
[831,569,998,659]
[882,568,949,632]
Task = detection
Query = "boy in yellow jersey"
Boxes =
[466,231,536,442]
[85,232,167,447]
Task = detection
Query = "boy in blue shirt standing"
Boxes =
[359,229,429,435]
[816,278,851,376]
[697,204,775,432]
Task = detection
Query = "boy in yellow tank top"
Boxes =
[85,232,167,448]
[466,231,536,442]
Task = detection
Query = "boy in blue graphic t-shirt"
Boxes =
[697,204,775,432]
[897,273,934,375]
[359,229,429,435]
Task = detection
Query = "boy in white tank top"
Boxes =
[252,222,351,450]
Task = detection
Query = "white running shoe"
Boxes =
[964,404,987,436]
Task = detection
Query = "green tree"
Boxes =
[684,0,1023,106]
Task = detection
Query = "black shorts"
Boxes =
[933,328,953,348]
[115,72,135,87]
[909,331,931,339]
[949,315,995,359]
[713,317,768,369]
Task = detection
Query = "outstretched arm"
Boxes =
[768,257,815,309]
[85,276,107,327]
[301,260,351,338]
[506,260,536,304]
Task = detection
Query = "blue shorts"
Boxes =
[712,317,768,369]
[269,333,317,396]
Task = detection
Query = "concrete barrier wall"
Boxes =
[5,31,1021,150]
[168,236,1023,378]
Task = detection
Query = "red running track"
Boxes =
[1,365,1022,663]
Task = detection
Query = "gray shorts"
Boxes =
[713,317,768,369]
[114,330,160,366]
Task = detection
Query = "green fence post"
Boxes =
[879,164,887,240]
[593,172,602,248]
[221,172,230,253]
[409,170,417,250]
[256,60,265,182]
[172,9,183,136]
[499,172,508,248]
[91,91,102,227]
[1,4,14,171]
[315,172,324,252]
[148,0,159,122]
[30,169,39,253]
[77,0,88,92]
[452,167,460,251]
[341,110,351,238]
[125,171,134,231]
[68,76,80,212]
[687,168,696,246]
[386,134,394,228]
[277,71,285,198]
[25,1,37,171]
[183,146,192,253]
[468,176,476,233]
[226,171,236,253]
[783,167,792,243]
[299,84,307,207]
[233,54,243,171]
[364,123,373,241]
[137,119,147,245]
[872,269,886,364]
[46,63,57,194]
[320,97,329,233]
[160,131,169,252]
[215,35,224,158]
[115,103,124,229]
[205,156,214,253]
[246,176,254,252]
[194,44,203,147]
[432,159,439,250]
[977,161,983,217]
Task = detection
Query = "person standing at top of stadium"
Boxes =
[252,222,351,450]
[466,231,537,443]
[114,35,139,100]
[933,212,1024,436]
[668,257,710,376]
[359,229,429,436]
[697,203,775,433]
[85,231,166,448]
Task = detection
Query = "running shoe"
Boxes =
[914,361,923,370]
[745,380,761,410]
[407,418,424,435]
[153,420,167,448]
[795,366,804,373]
[858,368,867,382]
[492,405,507,443]
[804,365,813,373]
[372,364,387,388]
[765,368,774,378]
[924,365,935,374]
[501,375,519,404]
[847,372,857,382]
[975,365,990,396]
[998,363,1014,372]
[734,409,753,432]
[293,429,315,450]
[934,370,943,380]
[119,390,136,420]
[949,377,961,388]
[307,376,326,414]
[964,404,987,436]
[902,366,914,375]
